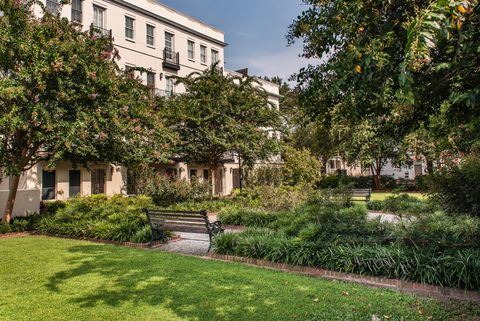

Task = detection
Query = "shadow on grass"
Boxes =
[45,244,310,321]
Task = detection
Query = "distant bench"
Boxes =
[351,189,372,202]
[144,209,224,251]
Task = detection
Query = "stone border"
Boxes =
[207,254,480,303]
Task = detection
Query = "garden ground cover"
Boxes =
[1,236,478,321]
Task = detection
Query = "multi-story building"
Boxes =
[1,0,280,216]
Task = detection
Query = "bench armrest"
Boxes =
[208,220,224,235]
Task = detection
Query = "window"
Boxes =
[405,171,410,179]
[166,77,174,97]
[71,0,82,23]
[69,170,81,198]
[93,5,105,29]
[165,32,174,52]
[125,66,134,79]
[203,169,209,180]
[146,24,155,46]
[200,45,207,64]
[187,40,195,60]
[146,72,155,95]
[42,170,56,201]
[125,16,135,40]
[91,169,106,195]
[166,168,178,180]
[211,49,219,65]
[190,169,198,179]
[46,0,59,14]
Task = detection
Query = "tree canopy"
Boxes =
[0,0,171,222]
[163,66,282,192]
[288,0,479,183]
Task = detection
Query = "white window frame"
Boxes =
[211,49,219,65]
[146,24,155,47]
[125,16,135,41]
[200,45,207,65]
[187,40,195,61]
[166,77,174,97]
[71,0,82,23]
[93,5,105,29]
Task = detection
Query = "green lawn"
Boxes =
[0,237,476,321]
[370,192,426,201]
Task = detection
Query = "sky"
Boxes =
[158,0,309,83]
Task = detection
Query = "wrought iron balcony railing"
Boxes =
[163,48,180,70]
[90,23,113,40]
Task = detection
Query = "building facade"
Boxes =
[1,0,280,216]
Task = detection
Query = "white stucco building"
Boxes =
[1,0,280,216]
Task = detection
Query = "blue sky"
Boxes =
[158,0,309,83]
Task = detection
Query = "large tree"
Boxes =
[288,0,479,176]
[0,1,170,222]
[163,66,281,194]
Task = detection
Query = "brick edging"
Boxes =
[29,232,166,249]
[0,232,30,239]
[207,254,480,303]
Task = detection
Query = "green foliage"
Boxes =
[236,185,315,212]
[214,199,480,290]
[367,194,437,215]
[0,1,171,221]
[36,195,155,243]
[282,146,322,186]
[218,207,280,227]
[163,65,281,185]
[148,176,211,207]
[245,165,284,187]
[428,156,480,216]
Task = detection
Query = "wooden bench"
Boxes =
[351,189,372,202]
[144,209,224,251]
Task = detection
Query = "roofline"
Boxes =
[109,0,228,48]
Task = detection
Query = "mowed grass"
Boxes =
[371,192,427,201]
[0,237,477,321]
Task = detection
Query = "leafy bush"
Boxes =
[236,185,315,211]
[367,194,436,215]
[245,165,284,187]
[40,200,67,215]
[428,157,480,216]
[214,200,480,290]
[218,207,280,227]
[282,146,322,186]
[149,176,211,207]
[318,174,396,190]
[36,195,155,243]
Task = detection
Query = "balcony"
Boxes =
[90,23,113,41]
[163,48,180,70]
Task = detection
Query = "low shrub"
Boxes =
[245,165,284,187]
[428,157,480,217]
[36,195,155,243]
[318,174,397,190]
[149,176,211,207]
[214,200,480,290]
[236,185,315,212]
[40,200,67,215]
[367,194,436,215]
[218,207,280,227]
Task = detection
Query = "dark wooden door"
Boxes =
[91,169,106,195]
[69,170,81,198]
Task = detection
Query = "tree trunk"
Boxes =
[238,155,243,192]
[207,164,217,197]
[426,159,434,174]
[371,159,382,191]
[2,175,20,224]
